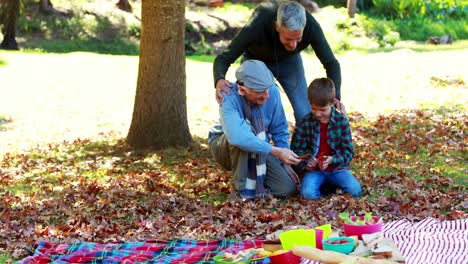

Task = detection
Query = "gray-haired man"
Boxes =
[213,1,343,124]
[209,60,301,199]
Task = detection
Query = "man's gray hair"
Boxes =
[276,1,306,31]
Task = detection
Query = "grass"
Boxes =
[0,48,466,138]
[21,38,139,55]
[0,49,466,185]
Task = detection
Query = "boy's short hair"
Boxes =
[307,77,336,107]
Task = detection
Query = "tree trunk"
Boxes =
[116,0,132,12]
[0,0,19,50]
[297,0,319,13]
[347,0,357,18]
[127,0,192,149]
[39,0,55,14]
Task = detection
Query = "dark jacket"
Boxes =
[213,1,342,99]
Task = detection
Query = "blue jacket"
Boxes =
[209,83,290,154]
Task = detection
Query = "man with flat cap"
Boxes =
[208,60,301,199]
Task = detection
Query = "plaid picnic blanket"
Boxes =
[18,239,269,264]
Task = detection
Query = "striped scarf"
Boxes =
[240,97,267,199]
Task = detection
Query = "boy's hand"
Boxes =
[319,156,333,170]
[306,157,318,171]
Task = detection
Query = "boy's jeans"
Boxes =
[301,169,362,199]
[243,54,311,124]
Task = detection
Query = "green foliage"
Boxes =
[0,255,11,263]
[314,0,347,7]
[422,0,467,19]
[11,1,468,56]
[356,8,467,44]
[16,0,140,54]
[357,15,400,46]
[127,21,141,38]
[394,17,468,41]
[371,0,466,19]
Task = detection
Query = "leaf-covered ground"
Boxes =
[1,107,466,260]
[1,49,467,261]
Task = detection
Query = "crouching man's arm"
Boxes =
[270,146,301,165]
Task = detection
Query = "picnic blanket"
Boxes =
[19,218,467,264]
[380,217,467,264]
[18,239,267,264]
[302,217,468,264]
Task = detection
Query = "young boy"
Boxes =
[291,77,361,199]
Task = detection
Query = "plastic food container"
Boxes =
[279,229,317,250]
[322,236,355,254]
[269,250,301,264]
[343,216,383,239]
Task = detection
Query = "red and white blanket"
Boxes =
[382,217,467,264]
[303,217,467,264]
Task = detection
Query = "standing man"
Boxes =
[208,60,301,199]
[213,1,343,124]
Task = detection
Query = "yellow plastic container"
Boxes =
[279,229,316,250]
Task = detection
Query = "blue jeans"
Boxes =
[243,54,311,124]
[301,169,362,199]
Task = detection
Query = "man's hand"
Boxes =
[270,147,301,165]
[334,98,346,115]
[216,79,233,104]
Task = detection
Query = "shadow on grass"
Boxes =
[0,115,13,132]
[67,135,213,173]
[0,56,7,66]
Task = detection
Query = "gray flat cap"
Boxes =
[235,60,275,92]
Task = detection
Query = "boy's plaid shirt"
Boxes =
[291,107,354,175]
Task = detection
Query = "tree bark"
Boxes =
[127,0,192,149]
[0,0,19,50]
[116,0,132,12]
[347,0,357,18]
[39,0,55,14]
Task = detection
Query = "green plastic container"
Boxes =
[322,236,354,254]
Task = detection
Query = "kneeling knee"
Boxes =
[301,189,321,200]
[347,184,362,197]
